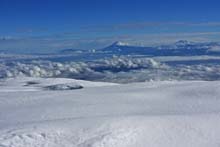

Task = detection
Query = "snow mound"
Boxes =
[0,77,117,92]
[44,83,83,90]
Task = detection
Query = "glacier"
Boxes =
[1,78,220,146]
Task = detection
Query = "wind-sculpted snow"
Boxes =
[1,78,220,147]
[1,56,220,83]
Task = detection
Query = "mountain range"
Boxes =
[98,40,220,56]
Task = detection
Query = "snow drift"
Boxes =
[1,78,220,147]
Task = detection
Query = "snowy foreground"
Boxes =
[1,78,220,147]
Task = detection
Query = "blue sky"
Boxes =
[1,0,220,53]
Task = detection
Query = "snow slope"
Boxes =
[1,78,220,147]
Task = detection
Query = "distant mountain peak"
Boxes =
[174,40,194,46]
[111,41,129,46]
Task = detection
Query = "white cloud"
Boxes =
[1,56,220,83]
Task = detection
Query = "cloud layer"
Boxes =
[1,56,220,83]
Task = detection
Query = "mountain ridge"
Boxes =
[98,40,220,56]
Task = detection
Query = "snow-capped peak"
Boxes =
[174,40,193,46]
[112,41,129,46]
